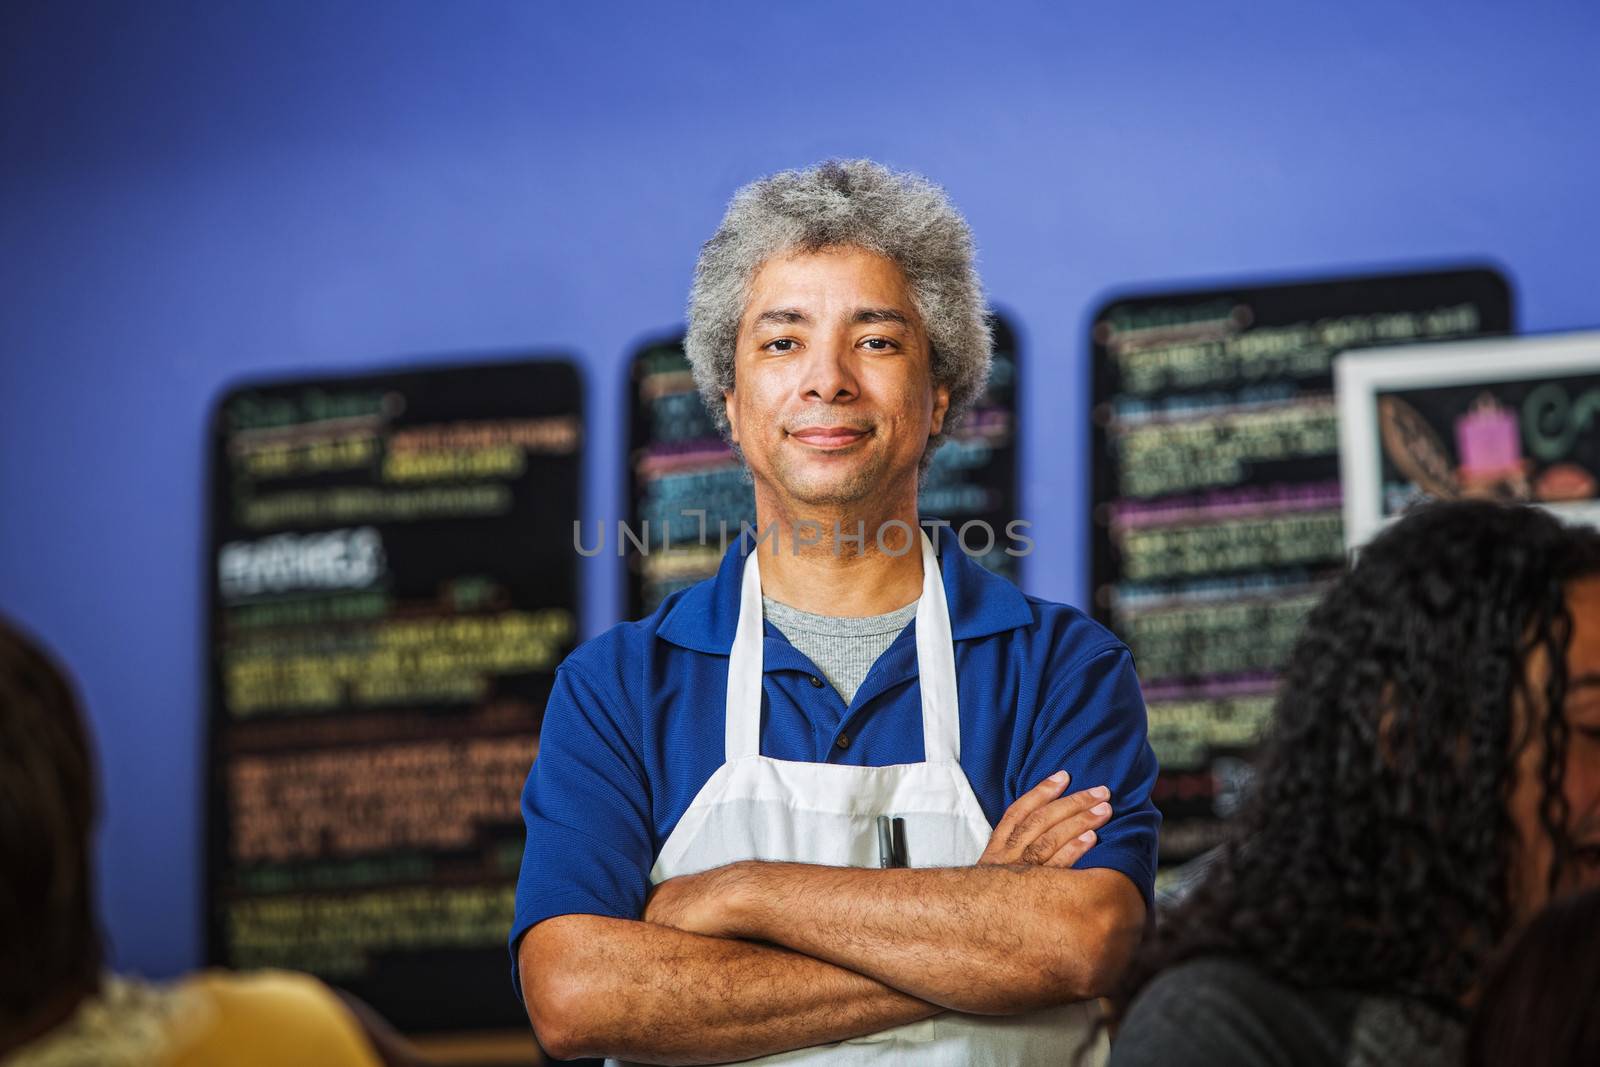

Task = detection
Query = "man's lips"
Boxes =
[789,426,871,449]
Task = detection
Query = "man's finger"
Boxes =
[1044,827,1099,868]
[1018,797,1113,865]
[1007,785,1110,851]
[992,771,1070,843]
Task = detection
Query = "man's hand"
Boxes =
[978,771,1113,868]
[645,772,1113,939]
[644,865,742,937]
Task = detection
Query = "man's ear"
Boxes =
[723,388,739,444]
[930,382,951,437]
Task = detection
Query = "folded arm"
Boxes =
[519,913,940,1064]
[644,775,1143,1015]
[652,859,1144,1015]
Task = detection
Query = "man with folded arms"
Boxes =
[510,159,1159,1065]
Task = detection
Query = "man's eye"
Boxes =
[765,338,797,353]
[862,337,896,351]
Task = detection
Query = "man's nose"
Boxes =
[799,334,859,403]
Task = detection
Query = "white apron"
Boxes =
[613,530,1105,1066]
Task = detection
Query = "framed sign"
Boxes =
[1337,330,1600,547]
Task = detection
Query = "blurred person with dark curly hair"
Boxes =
[0,616,424,1067]
[1108,501,1600,1067]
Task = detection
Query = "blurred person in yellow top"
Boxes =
[0,616,423,1067]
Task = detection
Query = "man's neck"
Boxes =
[747,495,926,617]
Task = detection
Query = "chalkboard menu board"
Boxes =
[1089,269,1512,873]
[1337,330,1600,547]
[625,314,1021,617]
[206,358,582,1033]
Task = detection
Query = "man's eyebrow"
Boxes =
[752,308,811,327]
[853,307,912,327]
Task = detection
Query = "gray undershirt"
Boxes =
[762,595,919,704]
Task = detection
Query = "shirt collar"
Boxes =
[656,522,1033,655]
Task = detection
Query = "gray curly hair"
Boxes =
[684,159,992,473]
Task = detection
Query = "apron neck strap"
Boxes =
[914,528,961,762]
[723,527,962,763]
[724,539,767,759]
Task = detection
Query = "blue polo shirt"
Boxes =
[508,525,1160,991]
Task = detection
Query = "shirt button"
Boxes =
[809,675,825,688]
[835,734,850,750]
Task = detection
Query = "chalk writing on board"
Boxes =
[227,885,516,978]
[229,735,535,862]
[1091,270,1511,872]
[208,359,581,1033]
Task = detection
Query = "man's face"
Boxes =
[724,245,949,511]
[1507,574,1600,922]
